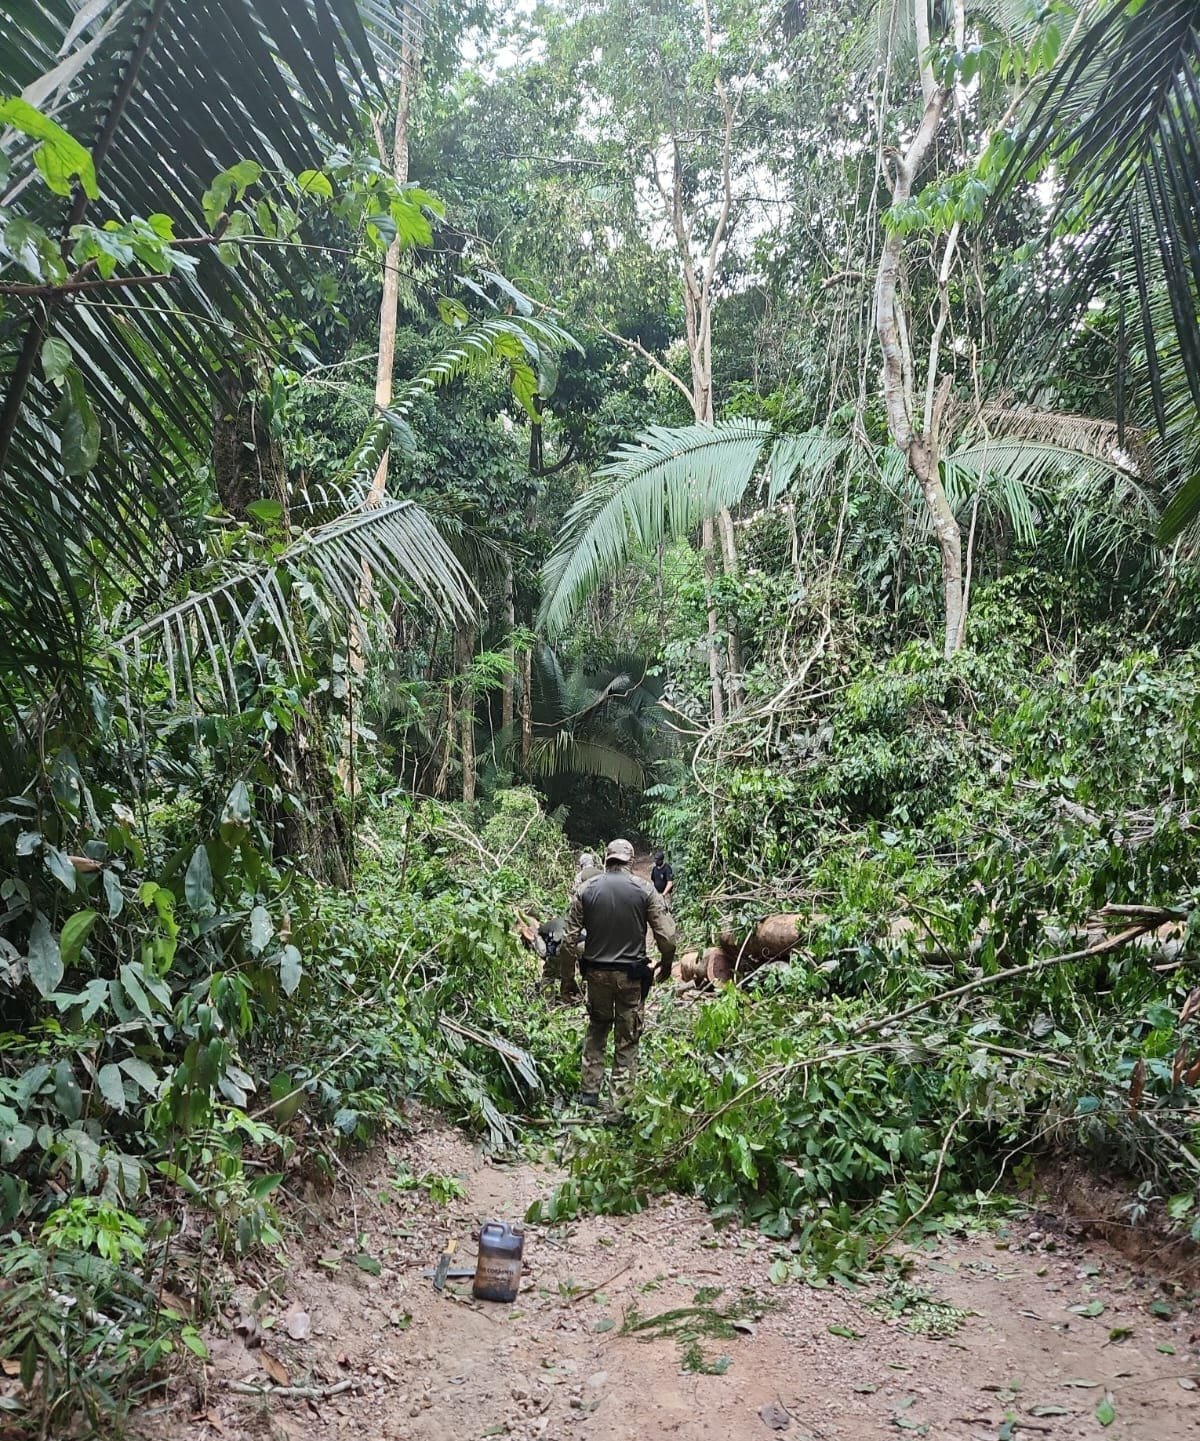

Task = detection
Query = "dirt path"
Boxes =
[148,1122,1200,1441]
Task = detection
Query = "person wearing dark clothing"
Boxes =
[561,838,676,1109]
[650,851,675,905]
[537,914,568,987]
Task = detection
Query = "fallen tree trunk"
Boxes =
[683,914,805,988]
[680,947,736,986]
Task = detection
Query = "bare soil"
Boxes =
[139,1120,1200,1441]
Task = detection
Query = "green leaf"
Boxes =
[220,781,252,841]
[27,913,63,997]
[52,367,100,476]
[119,962,154,1019]
[248,1172,284,1200]
[592,1318,615,1333]
[96,1062,126,1113]
[352,1252,381,1275]
[61,1126,100,1185]
[538,422,843,636]
[41,337,73,382]
[0,1122,34,1163]
[181,1327,209,1359]
[279,944,302,996]
[1095,1397,1115,1426]
[184,845,215,915]
[44,845,77,892]
[2,215,49,278]
[828,1325,862,1339]
[1157,1342,1176,1355]
[224,159,263,195]
[119,1058,160,1096]
[53,1059,82,1121]
[296,168,334,198]
[1070,1300,1105,1318]
[16,1063,51,1107]
[246,498,284,525]
[248,905,273,955]
[0,97,98,198]
[59,909,98,967]
[102,870,124,918]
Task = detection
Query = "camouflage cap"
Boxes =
[604,838,635,864]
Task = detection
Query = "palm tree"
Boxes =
[0,0,448,698]
[538,413,1149,650]
[0,2,581,713]
[991,0,1200,535]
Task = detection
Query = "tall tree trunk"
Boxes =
[501,558,515,738]
[369,34,420,504]
[701,515,724,726]
[456,623,477,806]
[519,646,533,776]
[875,2,963,659]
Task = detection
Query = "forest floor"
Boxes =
[139,1119,1200,1441]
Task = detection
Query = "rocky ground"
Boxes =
[136,1120,1200,1441]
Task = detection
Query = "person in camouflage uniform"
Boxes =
[561,838,676,1108]
[557,852,605,1002]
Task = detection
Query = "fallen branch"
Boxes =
[852,924,1154,1041]
[226,1378,360,1399]
[869,1105,970,1262]
[658,923,1157,1170]
[566,1263,631,1305]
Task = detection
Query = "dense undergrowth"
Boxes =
[0,774,576,1436]
[537,572,1200,1279]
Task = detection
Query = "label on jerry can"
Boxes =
[473,1221,524,1302]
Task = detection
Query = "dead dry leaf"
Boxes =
[759,1400,791,1430]
[284,1304,311,1341]
[158,1287,191,1319]
[1128,1057,1145,1114]
[259,1351,290,1387]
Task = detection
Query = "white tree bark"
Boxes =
[875,1,964,658]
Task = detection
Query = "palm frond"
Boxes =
[0,0,417,698]
[991,0,1200,421]
[116,497,475,711]
[526,734,645,790]
[390,313,581,423]
[943,432,1156,562]
[538,421,843,637]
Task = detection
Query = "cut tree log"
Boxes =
[684,914,805,988]
[680,947,735,986]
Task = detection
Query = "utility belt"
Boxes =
[581,957,654,998]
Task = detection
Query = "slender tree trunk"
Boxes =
[519,646,533,776]
[874,2,963,659]
[501,558,515,738]
[345,37,423,783]
[701,515,724,725]
[369,35,420,503]
[456,623,477,806]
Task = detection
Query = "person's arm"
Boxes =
[646,885,677,979]
[560,889,586,966]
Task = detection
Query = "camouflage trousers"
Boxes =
[581,967,644,1098]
